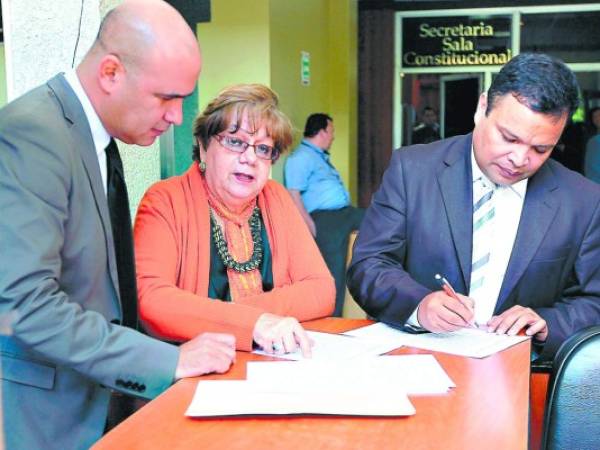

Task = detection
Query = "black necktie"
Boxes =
[106,139,138,329]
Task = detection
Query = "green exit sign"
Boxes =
[301,51,310,86]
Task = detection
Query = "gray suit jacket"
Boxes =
[0,74,179,450]
[348,133,600,358]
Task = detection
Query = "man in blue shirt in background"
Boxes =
[285,113,364,316]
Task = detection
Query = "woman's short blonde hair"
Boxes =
[192,84,293,162]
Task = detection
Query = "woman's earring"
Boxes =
[199,160,206,173]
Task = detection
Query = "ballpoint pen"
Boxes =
[434,273,477,328]
[434,273,459,300]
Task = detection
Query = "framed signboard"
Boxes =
[401,16,511,68]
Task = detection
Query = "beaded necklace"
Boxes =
[210,206,263,272]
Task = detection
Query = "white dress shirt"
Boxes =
[470,150,527,324]
[407,147,527,328]
[63,70,111,194]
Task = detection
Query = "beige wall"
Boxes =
[196,0,271,103]
[197,0,358,200]
[326,0,358,199]
[3,1,100,99]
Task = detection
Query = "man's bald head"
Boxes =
[87,0,199,74]
[77,0,201,145]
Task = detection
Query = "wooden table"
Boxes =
[94,318,530,450]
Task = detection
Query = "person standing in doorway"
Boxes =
[412,106,441,144]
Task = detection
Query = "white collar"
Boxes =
[63,70,111,157]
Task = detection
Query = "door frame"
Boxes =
[393,4,600,148]
[440,73,482,139]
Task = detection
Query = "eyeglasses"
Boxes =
[214,134,279,161]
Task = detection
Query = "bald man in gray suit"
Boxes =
[0,2,235,449]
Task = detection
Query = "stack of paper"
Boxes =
[246,354,455,395]
[185,354,454,417]
[185,380,415,417]
[344,322,530,358]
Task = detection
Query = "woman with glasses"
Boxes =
[133,84,335,357]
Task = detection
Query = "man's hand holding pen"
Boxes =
[417,276,476,332]
[417,292,475,332]
[418,274,548,341]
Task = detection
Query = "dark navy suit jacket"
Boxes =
[347,133,600,358]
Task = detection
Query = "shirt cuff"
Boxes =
[406,305,424,330]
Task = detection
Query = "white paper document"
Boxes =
[185,380,416,417]
[252,330,401,361]
[344,322,529,358]
[246,354,455,395]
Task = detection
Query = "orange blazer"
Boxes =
[134,164,335,351]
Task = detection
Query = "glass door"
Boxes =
[440,74,482,139]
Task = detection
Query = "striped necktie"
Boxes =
[469,177,495,320]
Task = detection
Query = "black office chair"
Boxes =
[541,326,600,450]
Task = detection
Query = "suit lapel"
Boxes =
[437,135,474,290]
[496,163,559,309]
[47,74,121,300]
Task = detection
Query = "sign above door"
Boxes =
[401,16,512,68]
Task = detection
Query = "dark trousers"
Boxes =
[104,392,148,433]
[311,206,365,316]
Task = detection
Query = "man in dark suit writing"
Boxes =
[0,1,235,449]
[348,53,600,359]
